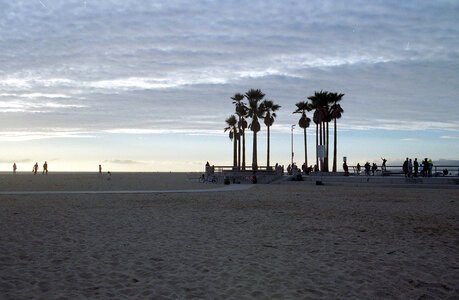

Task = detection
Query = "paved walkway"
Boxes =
[0,184,254,195]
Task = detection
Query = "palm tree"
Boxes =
[224,115,238,169]
[245,89,265,171]
[308,91,329,171]
[231,93,247,170]
[293,101,312,168]
[262,100,281,169]
[329,92,345,172]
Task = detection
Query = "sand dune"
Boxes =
[0,173,457,298]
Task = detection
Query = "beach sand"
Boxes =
[0,173,458,299]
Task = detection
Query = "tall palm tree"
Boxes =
[245,89,265,171]
[231,93,247,170]
[329,92,345,172]
[224,115,238,169]
[293,101,312,168]
[308,91,329,171]
[262,100,281,169]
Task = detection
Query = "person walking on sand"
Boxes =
[42,161,48,175]
[13,163,17,174]
[33,162,38,175]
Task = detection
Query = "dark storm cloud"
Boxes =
[0,0,458,138]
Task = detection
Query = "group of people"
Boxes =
[12,162,48,174]
[352,162,379,176]
[287,163,319,175]
[402,157,434,177]
[32,162,48,175]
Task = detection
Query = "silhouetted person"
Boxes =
[403,158,409,177]
[356,163,361,175]
[343,161,349,176]
[443,169,448,176]
[43,161,48,175]
[364,162,370,176]
[408,159,413,177]
[99,164,102,174]
[413,158,419,177]
[13,163,17,174]
[33,162,38,175]
[422,158,429,177]
[381,157,387,171]
[371,163,377,176]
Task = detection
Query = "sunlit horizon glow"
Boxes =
[0,1,458,172]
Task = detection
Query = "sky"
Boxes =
[0,0,458,172]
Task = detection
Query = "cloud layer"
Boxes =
[1,0,458,139]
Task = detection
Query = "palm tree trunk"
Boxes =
[233,133,237,168]
[237,128,241,169]
[242,130,246,170]
[315,124,318,168]
[267,126,270,169]
[333,118,337,172]
[326,121,329,172]
[252,131,258,170]
[319,122,323,171]
[304,127,307,167]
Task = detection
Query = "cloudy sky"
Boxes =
[0,0,458,171]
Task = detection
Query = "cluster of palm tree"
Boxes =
[225,89,344,172]
[224,89,281,171]
[294,90,344,172]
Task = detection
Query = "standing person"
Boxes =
[99,164,102,174]
[402,158,409,177]
[428,159,433,177]
[13,163,17,174]
[381,157,387,172]
[356,163,361,175]
[343,161,349,176]
[371,163,378,176]
[364,162,371,176]
[33,162,38,175]
[408,159,413,178]
[422,158,429,177]
[413,158,419,177]
[43,161,48,175]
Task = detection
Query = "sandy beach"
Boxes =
[0,173,458,299]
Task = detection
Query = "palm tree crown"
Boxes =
[262,100,281,127]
